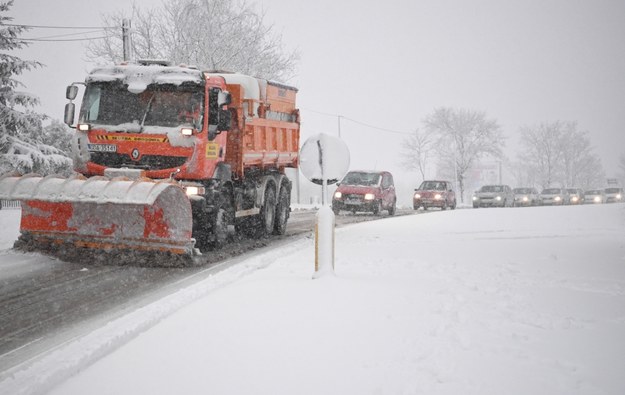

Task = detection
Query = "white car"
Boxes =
[540,188,570,206]
[604,187,623,203]
[583,189,605,204]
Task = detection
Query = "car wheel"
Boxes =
[451,200,456,210]
[332,206,340,215]
[442,200,448,210]
[372,201,381,216]
[388,199,396,216]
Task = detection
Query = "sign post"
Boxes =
[299,133,350,278]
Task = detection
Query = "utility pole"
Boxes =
[122,19,132,62]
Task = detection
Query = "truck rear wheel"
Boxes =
[273,186,290,235]
[243,186,276,238]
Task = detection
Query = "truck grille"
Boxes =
[90,152,188,170]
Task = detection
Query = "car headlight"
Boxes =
[472,196,478,201]
[414,193,421,199]
[334,191,342,199]
[364,193,375,201]
[554,196,561,201]
[434,194,442,200]
[522,196,528,202]
[617,194,622,200]
[594,196,601,202]
[571,196,578,202]
[495,196,502,201]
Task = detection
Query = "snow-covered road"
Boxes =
[1,203,625,395]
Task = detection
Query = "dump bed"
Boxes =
[214,73,300,177]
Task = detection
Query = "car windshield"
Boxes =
[480,185,503,192]
[605,188,622,193]
[585,190,601,195]
[341,172,381,186]
[566,189,578,194]
[542,188,560,194]
[419,181,446,190]
[513,188,531,194]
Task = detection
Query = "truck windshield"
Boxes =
[80,81,204,129]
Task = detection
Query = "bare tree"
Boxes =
[400,128,436,184]
[518,121,604,189]
[423,107,505,202]
[86,0,299,82]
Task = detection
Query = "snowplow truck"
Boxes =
[0,60,300,266]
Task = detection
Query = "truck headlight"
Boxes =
[185,186,205,196]
[364,193,375,201]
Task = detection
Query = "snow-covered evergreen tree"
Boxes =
[0,0,72,175]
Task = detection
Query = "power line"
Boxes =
[22,36,108,42]
[4,23,109,29]
[25,29,107,40]
[301,107,413,136]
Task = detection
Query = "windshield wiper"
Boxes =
[140,93,155,133]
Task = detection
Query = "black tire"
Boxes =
[192,210,211,252]
[372,200,381,215]
[451,199,457,210]
[388,199,396,216]
[208,208,229,249]
[332,206,340,215]
[442,200,448,211]
[257,186,276,238]
[273,186,290,235]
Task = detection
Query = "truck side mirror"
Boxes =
[66,85,78,100]
[218,91,231,106]
[64,102,75,126]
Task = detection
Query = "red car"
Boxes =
[413,180,457,210]
[332,170,397,215]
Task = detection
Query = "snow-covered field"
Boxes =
[1,203,624,395]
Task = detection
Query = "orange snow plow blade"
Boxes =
[0,174,196,266]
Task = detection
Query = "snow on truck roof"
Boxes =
[86,63,296,103]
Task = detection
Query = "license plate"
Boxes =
[87,144,117,153]
[345,198,361,205]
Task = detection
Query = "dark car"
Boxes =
[566,188,585,205]
[332,170,397,215]
[472,184,514,208]
[540,187,570,206]
[512,187,540,207]
[604,187,624,203]
[413,180,456,210]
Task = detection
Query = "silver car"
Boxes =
[473,184,514,208]
[540,188,570,206]
[583,189,605,204]
[604,187,624,203]
[566,188,585,205]
[513,187,540,207]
